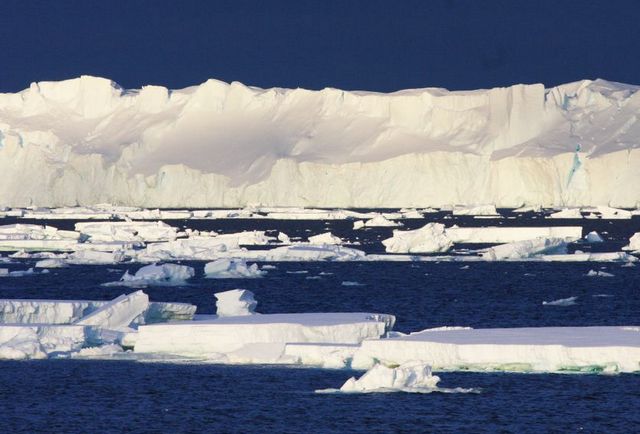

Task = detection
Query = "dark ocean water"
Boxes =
[0,215,639,433]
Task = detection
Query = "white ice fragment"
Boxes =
[354,326,640,373]
[363,215,403,227]
[452,204,498,216]
[548,208,583,219]
[623,232,640,252]
[382,223,452,253]
[586,270,614,277]
[108,263,195,287]
[595,206,632,220]
[76,291,149,331]
[35,258,68,268]
[353,220,365,230]
[585,231,604,243]
[480,238,568,260]
[205,258,265,278]
[542,296,578,306]
[215,289,257,317]
[338,362,441,393]
[308,232,343,245]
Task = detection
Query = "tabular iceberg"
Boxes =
[1,76,639,208]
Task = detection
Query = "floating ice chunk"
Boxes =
[480,238,567,260]
[382,223,452,253]
[585,231,604,243]
[134,312,395,357]
[0,325,88,360]
[541,252,638,262]
[341,281,365,287]
[66,249,126,264]
[623,232,640,252]
[363,215,403,227]
[548,208,583,219]
[70,344,124,359]
[107,263,195,287]
[586,270,614,277]
[0,268,48,277]
[595,206,632,220]
[542,296,578,306]
[308,232,343,245]
[204,259,266,278]
[446,226,582,243]
[354,326,640,373]
[215,289,257,317]
[338,362,441,393]
[353,220,365,230]
[513,205,542,213]
[76,291,149,331]
[35,258,68,268]
[247,244,366,262]
[452,204,498,216]
[75,221,179,242]
[277,232,291,244]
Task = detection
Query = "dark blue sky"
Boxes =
[1,0,639,92]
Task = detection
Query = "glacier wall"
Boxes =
[1,76,639,208]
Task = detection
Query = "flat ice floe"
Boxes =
[133,312,396,359]
[542,296,578,306]
[623,232,640,252]
[383,223,453,253]
[352,326,640,373]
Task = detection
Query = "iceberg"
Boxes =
[307,232,343,245]
[452,204,498,216]
[106,263,195,287]
[215,289,257,317]
[320,362,473,394]
[1,76,640,208]
[446,226,582,243]
[204,259,266,278]
[548,209,583,219]
[585,231,604,243]
[623,232,640,252]
[353,326,640,373]
[134,312,395,357]
[479,237,568,260]
[75,221,179,242]
[382,223,452,253]
[75,291,149,330]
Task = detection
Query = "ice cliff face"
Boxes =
[0,76,639,207]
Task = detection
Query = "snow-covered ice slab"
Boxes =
[75,291,149,330]
[383,223,453,253]
[0,324,88,359]
[446,226,582,243]
[75,221,179,242]
[479,238,568,260]
[204,259,266,278]
[354,326,640,373]
[0,298,196,325]
[105,263,195,287]
[134,313,395,357]
[215,289,257,317]
[0,299,105,324]
[452,204,498,216]
[623,232,640,253]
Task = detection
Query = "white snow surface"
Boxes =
[353,326,640,373]
[215,289,258,317]
[1,76,640,208]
